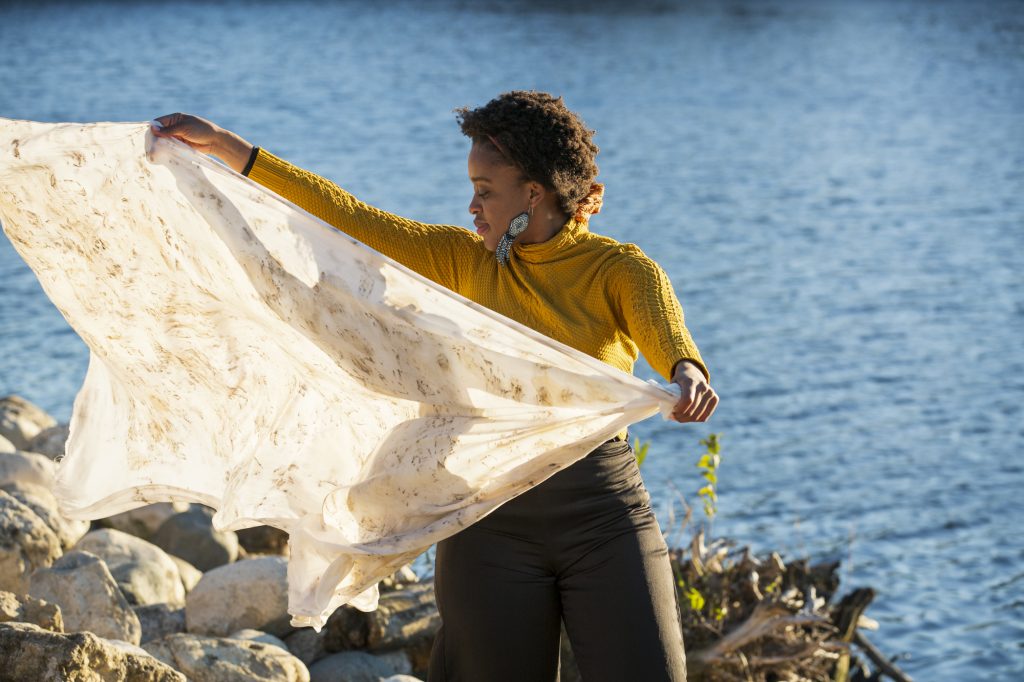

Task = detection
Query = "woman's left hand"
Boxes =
[670,361,718,423]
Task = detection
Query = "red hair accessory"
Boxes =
[574,183,604,223]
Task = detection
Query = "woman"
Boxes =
[153,90,717,681]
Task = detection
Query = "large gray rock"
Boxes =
[75,528,186,607]
[186,556,290,637]
[0,449,56,489]
[2,481,89,550]
[25,423,70,460]
[144,632,310,682]
[0,395,57,451]
[151,506,239,571]
[0,589,63,631]
[135,603,186,644]
[29,550,142,645]
[0,490,63,594]
[0,621,184,681]
[99,501,191,541]
[308,650,412,682]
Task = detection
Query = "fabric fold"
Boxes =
[0,118,678,630]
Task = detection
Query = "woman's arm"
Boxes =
[610,248,718,423]
[243,148,480,291]
[151,114,480,292]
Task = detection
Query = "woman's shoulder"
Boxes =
[582,231,662,275]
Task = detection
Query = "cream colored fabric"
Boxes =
[0,119,679,630]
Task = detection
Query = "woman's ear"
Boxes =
[527,181,545,208]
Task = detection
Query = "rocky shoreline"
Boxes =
[1,394,428,681]
[1,394,904,681]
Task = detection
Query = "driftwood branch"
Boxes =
[854,630,914,682]
[687,601,834,677]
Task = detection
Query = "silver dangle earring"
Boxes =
[495,207,531,266]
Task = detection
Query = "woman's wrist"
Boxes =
[213,129,256,174]
[672,358,707,384]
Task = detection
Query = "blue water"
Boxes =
[2,1,1022,678]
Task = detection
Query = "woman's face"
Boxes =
[467,141,533,252]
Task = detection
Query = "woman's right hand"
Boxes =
[151,113,255,174]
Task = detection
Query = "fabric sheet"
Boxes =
[0,118,679,629]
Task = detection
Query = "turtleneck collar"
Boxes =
[511,216,591,264]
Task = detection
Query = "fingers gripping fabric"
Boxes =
[0,119,678,629]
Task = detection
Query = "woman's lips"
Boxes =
[475,222,489,235]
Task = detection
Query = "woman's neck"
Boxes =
[518,198,569,245]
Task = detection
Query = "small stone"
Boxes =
[135,603,186,643]
[1,481,89,550]
[0,434,14,454]
[0,589,64,631]
[228,627,289,652]
[151,506,239,571]
[29,549,142,645]
[0,396,57,451]
[144,632,310,682]
[308,650,412,682]
[0,490,63,594]
[98,501,191,541]
[170,555,203,593]
[0,449,56,489]
[25,423,69,460]
[236,524,290,556]
[185,556,290,637]
[0,621,184,681]
[75,528,186,606]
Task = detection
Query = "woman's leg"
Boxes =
[557,513,687,681]
[554,442,688,681]
[428,523,562,681]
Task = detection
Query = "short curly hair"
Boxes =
[455,91,599,217]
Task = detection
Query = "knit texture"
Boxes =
[247,148,708,384]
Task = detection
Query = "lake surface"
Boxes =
[1,1,1022,678]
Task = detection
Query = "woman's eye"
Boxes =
[478,191,489,199]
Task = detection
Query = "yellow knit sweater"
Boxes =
[246,149,708,389]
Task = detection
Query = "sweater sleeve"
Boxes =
[245,147,480,292]
[610,248,709,383]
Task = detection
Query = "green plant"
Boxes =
[695,434,722,521]
[671,434,724,621]
[633,437,651,467]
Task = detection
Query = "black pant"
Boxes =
[428,438,687,681]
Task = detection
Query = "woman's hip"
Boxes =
[474,437,654,536]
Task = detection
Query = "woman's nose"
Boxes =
[468,197,481,215]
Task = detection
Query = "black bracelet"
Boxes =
[241,146,260,177]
